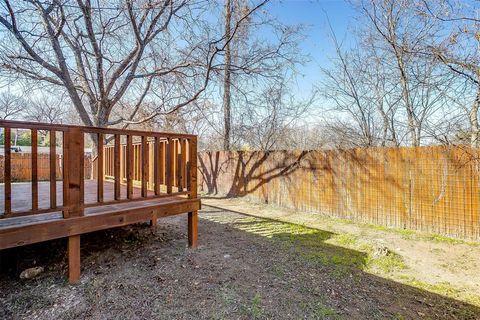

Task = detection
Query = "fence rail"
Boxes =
[198,146,480,240]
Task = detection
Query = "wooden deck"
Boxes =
[0,180,195,229]
[0,120,200,283]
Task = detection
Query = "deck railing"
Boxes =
[0,120,197,219]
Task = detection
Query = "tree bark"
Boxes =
[470,90,480,148]
[223,0,232,151]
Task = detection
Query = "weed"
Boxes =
[328,234,357,247]
[368,251,407,274]
[249,293,262,319]
[311,302,339,319]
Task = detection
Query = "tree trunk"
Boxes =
[223,0,232,151]
[470,90,480,148]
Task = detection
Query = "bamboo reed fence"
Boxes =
[198,146,480,240]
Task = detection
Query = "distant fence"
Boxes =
[0,153,93,182]
[198,146,480,240]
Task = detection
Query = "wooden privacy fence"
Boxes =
[0,154,92,182]
[198,146,480,240]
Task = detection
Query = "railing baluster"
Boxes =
[126,135,133,199]
[188,137,198,198]
[4,127,11,214]
[159,141,165,185]
[114,134,121,200]
[50,130,56,209]
[31,129,38,211]
[97,133,104,203]
[167,138,174,194]
[141,136,148,197]
[174,139,179,188]
[181,138,187,191]
[154,137,160,195]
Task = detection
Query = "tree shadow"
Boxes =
[198,147,480,239]
[0,208,479,319]
[198,150,314,200]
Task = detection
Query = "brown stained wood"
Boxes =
[4,127,11,214]
[64,127,84,218]
[114,134,121,200]
[181,139,187,191]
[0,119,195,139]
[150,210,157,228]
[62,130,69,218]
[154,137,160,195]
[159,141,165,185]
[0,197,201,250]
[126,135,133,199]
[188,210,198,248]
[141,136,148,197]
[188,137,198,198]
[68,235,80,284]
[167,139,174,194]
[0,119,201,283]
[50,130,57,209]
[97,133,104,203]
[31,129,38,211]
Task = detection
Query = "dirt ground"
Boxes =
[1,200,480,319]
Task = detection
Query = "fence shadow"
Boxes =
[198,147,480,240]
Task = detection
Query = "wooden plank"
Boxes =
[0,198,201,250]
[63,127,84,218]
[154,137,161,195]
[159,141,165,185]
[141,136,148,197]
[174,140,179,187]
[188,137,198,199]
[0,119,195,139]
[114,134,121,200]
[62,130,69,217]
[126,135,133,199]
[4,127,11,214]
[97,133,104,203]
[50,130,57,209]
[68,235,81,284]
[167,139,174,194]
[181,139,187,190]
[31,129,38,211]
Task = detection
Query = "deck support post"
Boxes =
[188,211,198,248]
[68,235,81,284]
[187,137,198,249]
[150,210,158,229]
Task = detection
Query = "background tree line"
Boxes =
[0,0,478,151]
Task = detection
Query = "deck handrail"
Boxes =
[0,120,197,219]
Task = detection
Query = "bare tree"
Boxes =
[0,0,268,138]
[0,92,24,120]
[360,0,445,147]
[418,0,480,147]
[223,0,233,150]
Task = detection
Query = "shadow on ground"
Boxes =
[1,205,479,319]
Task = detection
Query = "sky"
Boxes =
[268,0,358,98]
